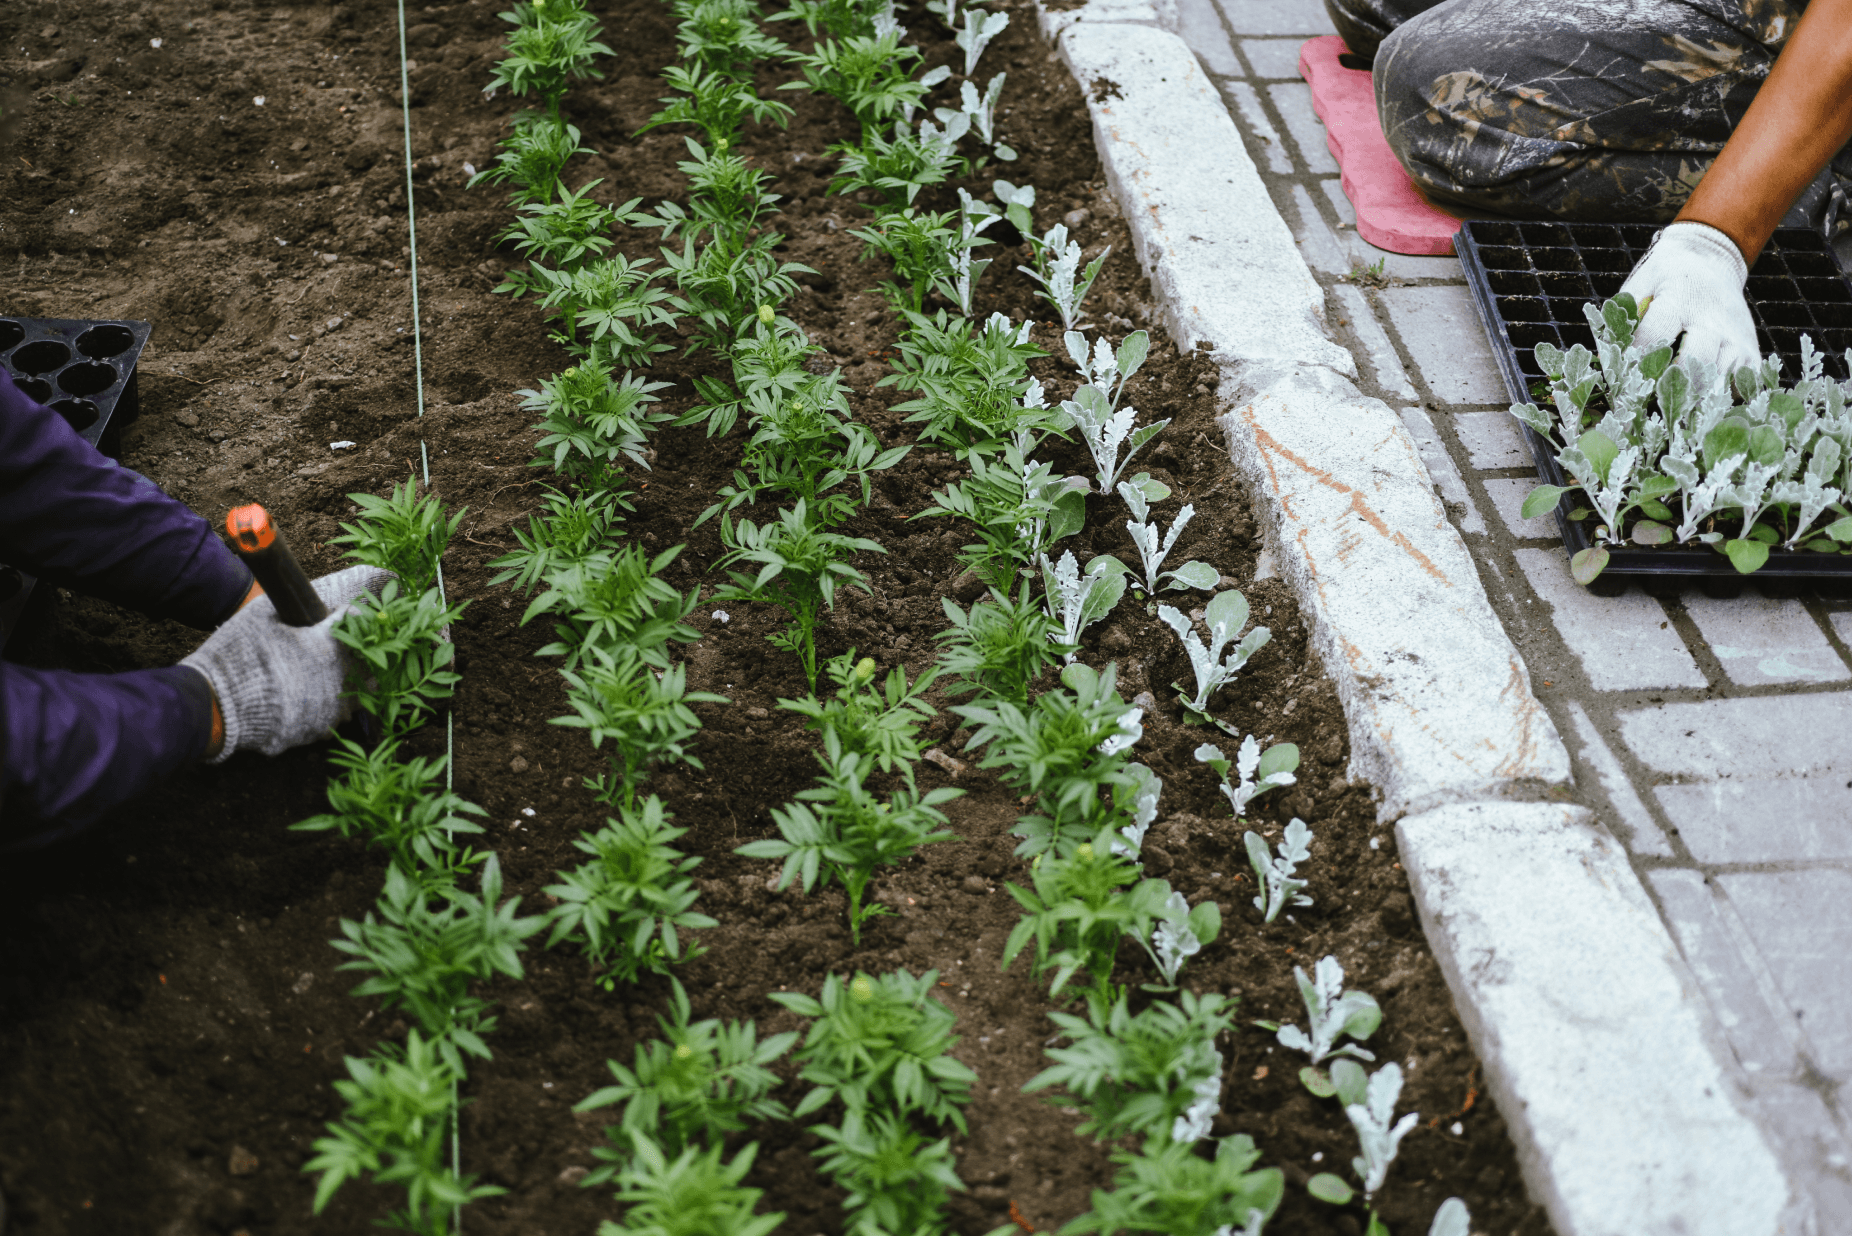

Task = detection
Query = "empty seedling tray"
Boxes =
[1456,220,1852,596]
[0,316,153,648]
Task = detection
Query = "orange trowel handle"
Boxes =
[225,504,328,627]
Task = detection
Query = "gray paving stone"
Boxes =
[1514,548,1707,690]
[1288,182,1348,275]
[1565,701,1674,857]
[1483,477,1559,539]
[1617,693,1852,779]
[1655,779,1852,864]
[1213,0,1336,36]
[1223,82,1293,175]
[1744,1082,1852,1226]
[1398,801,1803,1236]
[1454,409,1529,471]
[1174,0,1240,75]
[1682,594,1850,686]
[1331,283,1418,402]
[1317,180,1466,281]
[1238,36,1304,78]
[1378,284,1509,404]
[1265,81,1339,174]
[1821,609,1852,656]
[1649,868,1801,1080]
[1398,404,1485,533]
[1715,869,1852,1079]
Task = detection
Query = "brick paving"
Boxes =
[1182,0,1852,1219]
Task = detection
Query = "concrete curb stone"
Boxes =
[1049,22,1356,380]
[1398,802,1805,1235]
[1036,0,1178,42]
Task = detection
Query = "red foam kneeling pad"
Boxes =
[1298,35,1464,257]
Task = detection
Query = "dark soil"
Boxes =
[0,3,1551,1235]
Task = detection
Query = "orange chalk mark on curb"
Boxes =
[1243,411,1451,586]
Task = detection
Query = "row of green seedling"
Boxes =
[287,481,545,1235]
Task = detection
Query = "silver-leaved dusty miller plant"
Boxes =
[1172,1068,1222,1144]
[1042,550,1128,662]
[1212,1214,1268,1236]
[935,74,1014,162]
[929,189,1001,315]
[1023,223,1110,331]
[956,5,1009,77]
[1245,817,1312,922]
[1119,473,1217,592]
[1510,296,1852,583]
[1345,1060,1418,1197]
[1111,762,1163,858]
[1159,588,1270,717]
[1277,955,1382,1066]
[1196,734,1298,817]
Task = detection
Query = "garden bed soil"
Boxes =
[0,3,1551,1234]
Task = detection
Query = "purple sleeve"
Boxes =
[0,662,213,846]
[0,376,251,629]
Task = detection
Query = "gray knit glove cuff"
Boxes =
[183,565,394,762]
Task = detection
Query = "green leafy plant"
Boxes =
[1060,1135,1284,1236]
[488,0,611,119]
[645,138,784,253]
[1159,590,1270,721]
[332,477,462,595]
[531,252,682,370]
[640,63,795,148]
[333,581,467,738]
[954,661,1144,858]
[1000,831,1178,1000]
[488,487,633,594]
[1195,735,1298,818]
[1028,990,1235,1146]
[524,542,701,670]
[294,740,486,887]
[918,439,1085,585]
[470,116,596,205]
[495,179,644,299]
[704,381,909,528]
[813,1107,966,1236]
[739,736,962,942]
[521,364,672,494]
[677,310,844,438]
[934,581,1069,705]
[333,856,544,1069]
[671,0,790,78]
[774,0,889,39]
[577,976,797,1170]
[881,310,1052,457]
[831,118,964,209]
[713,500,885,689]
[555,652,726,807]
[545,796,719,986]
[850,206,962,313]
[784,33,938,129]
[663,233,811,356]
[305,1029,503,1234]
[779,650,939,778]
[771,969,976,1128]
[595,1134,784,1236]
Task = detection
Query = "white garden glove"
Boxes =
[183,565,393,762]
[1619,221,1761,381]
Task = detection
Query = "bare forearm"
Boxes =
[1679,0,1852,263]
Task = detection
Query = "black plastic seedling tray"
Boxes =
[0,316,153,648]
[1456,219,1852,596]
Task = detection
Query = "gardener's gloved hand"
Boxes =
[182,565,393,763]
[1619,221,1762,382]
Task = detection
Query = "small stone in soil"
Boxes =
[509,756,529,773]
[962,875,988,894]
[557,1165,589,1186]
[1064,208,1090,229]
[228,1145,259,1176]
[174,411,199,428]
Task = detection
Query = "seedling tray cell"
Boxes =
[1456,220,1852,596]
[0,316,153,648]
